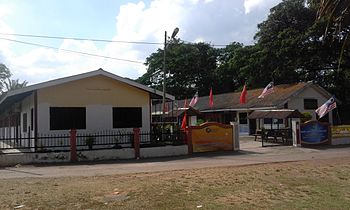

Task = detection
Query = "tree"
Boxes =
[216,42,244,92]
[254,0,316,84]
[4,78,28,91]
[0,64,12,92]
[138,40,218,99]
[0,63,28,94]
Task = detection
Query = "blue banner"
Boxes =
[301,121,329,144]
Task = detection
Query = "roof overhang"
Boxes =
[248,109,303,119]
[200,106,278,113]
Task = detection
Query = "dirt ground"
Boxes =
[1,156,350,210]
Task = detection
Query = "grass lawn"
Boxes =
[1,157,350,210]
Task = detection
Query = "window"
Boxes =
[264,118,272,124]
[23,113,27,132]
[50,107,86,130]
[304,99,318,109]
[239,112,247,124]
[284,103,288,109]
[113,107,142,128]
[274,119,283,124]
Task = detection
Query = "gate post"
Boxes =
[133,128,140,159]
[187,129,193,155]
[70,129,77,162]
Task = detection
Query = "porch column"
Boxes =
[34,90,38,151]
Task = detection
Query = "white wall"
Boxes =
[37,103,150,134]
[287,86,333,124]
[20,94,35,139]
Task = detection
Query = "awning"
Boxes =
[248,109,302,119]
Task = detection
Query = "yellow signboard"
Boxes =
[190,122,233,153]
[332,125,350,138]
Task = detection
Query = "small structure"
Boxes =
[248,109,302,146]
[248,109,302,130]
[0,69,174,144]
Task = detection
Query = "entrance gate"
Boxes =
[188,122,238,153]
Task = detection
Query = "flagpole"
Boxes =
[336,108,342,125]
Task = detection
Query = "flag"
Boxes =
[181,112,187,129]
[240,84,247,104]
[315,96,337,119]
[163,102,169,113]
[189,91,198,107]
[209,87,214,108]
[258,82,274,98]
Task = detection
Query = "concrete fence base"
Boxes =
[0,145,189,167]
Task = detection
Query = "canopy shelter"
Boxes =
[248,109,302,131]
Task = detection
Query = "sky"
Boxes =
[0,0,281,85]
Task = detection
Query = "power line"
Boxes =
[0,37,145,64]
[0,32,162,45]
[0,32,230,47]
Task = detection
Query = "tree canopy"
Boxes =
[0,63,27,94]
[138,0,350,123]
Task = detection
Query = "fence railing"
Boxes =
[140,131,186,147]
[0,130,186,153]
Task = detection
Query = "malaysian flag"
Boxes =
[189,91,199,107]
[258,82,274,98]
[315,96,337,119]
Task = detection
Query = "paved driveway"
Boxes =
[1,137,349,179]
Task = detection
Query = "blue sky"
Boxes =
[0,0,281,84]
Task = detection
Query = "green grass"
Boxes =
[1,158,350,209]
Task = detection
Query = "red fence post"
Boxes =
[70,129,77,162]
[133,128,140,159]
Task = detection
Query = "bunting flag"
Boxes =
[189,91,199,107]
[209,87,214,108]
[258,82,274,98]
[315,96,337,119]
[163,102,169,113]
[181,112,187,129]
[240,84,247,104]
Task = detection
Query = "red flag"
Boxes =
[240,84,247,104]
[181,112,187,129]
[163,102,169,112]
[209,87,214,108]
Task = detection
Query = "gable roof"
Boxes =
[176,82,333,112]
[0,69,174,113]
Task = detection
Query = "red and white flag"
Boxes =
[258,82,274,98]
[189,91,198,107]
[209,87,214,108]
[240,84,247,104]
[315,96,337,119]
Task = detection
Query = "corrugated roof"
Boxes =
[0,69,175,112]
[176,82,314,111]
[248,109,303,119]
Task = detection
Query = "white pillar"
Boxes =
[190,116,197,126]
[291,118,301,147]
[231,122,240,151]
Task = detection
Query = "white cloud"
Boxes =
[244,0,263,14]
[0,0,282,85]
